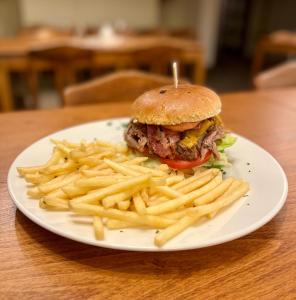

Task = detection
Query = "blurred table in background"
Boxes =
[252,31,296,76]
[0,34,204,112]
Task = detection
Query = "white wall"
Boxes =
[195,0,222,68]
[161,0,196,28]
[0,0,20,37]
[19,0,160,29]
[161,0,222,68]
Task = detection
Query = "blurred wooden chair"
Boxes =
[136,27,197,39]
[168,28,197,39]
[137,28,169,37]
[254,61,296,89]
[28,45,93,107]
[132,46,181,74]
[132,44,205,84]
[252,30,296,76]
[63,70,180,106]
[16,26,75,108]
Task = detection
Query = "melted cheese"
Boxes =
[179,117,219,148]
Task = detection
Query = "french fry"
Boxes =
[207,180,243,218]
[81,169,114,177]
[102,192,131,208]
[62,184,90,198]
[104,159,141,176]
[71,203,175,228]
[78,151,114,166]
[123,157,149,165]
[149,171,221,207]
[69,149,88,160]
[149,170,218,203]
[75,176,122,188]
[159,164,170,171]
[155,215,196,247]
[148,174,184,198]
[172,169,216,189]
[39,173,80,194]
[178,170,220,194]
[133,193,146,215]
[161,208,191,220]
[24,173,55,184]
[146,173,222,215]
[154,186,183,199]
[193,177,234,206]
[27,186,43,198]
[44,188,68,200]
[129,165,168,177]
[149,177,167,188]
[118,200,131,210]
[165,175,185,186]
[93,217,104,240]
[90,162,108,170]
[95,140,128,153]
[41,160,77,176]
[105,219,146,229]
[155,182,249,246]
[53,143,72,155]
[113,156,130,163]
[39,198,69,211]
[79,165,90,171]
[95,139,117,148]
[59,140,80,149]
[70,146,114,161]
[147,197,171,207]
[90,156,128,171]
[141,188,149,204]
[190,181,249,217]
[17,147,62,175]
[102,185,145,208]
[70,174,151,205]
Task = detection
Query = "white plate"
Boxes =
[8,118,288,252]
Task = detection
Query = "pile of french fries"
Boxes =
[17,139,249,247]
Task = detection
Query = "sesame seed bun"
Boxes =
[131,84,221,125]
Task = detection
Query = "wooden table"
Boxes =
[0,35,204,112]
[0,89,295,299]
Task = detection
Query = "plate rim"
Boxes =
[7,117,289,252]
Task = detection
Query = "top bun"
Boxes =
[131,84,221,125]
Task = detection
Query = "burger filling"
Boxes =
[124,116,226,161]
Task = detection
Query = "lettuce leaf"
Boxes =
[216,134,236,152]
[202,152,229,170]
[202,135,236,170]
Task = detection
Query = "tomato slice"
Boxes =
[163,121,200,132]
[160,151,212,170]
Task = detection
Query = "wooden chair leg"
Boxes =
[0,64,14,111]
[150,62,167,75]
[66,68,77,86]
[252,45,265,76]
[114,56,134,71]
[192,54,205,84]
[53,66,67,104]
[26,69,39,108]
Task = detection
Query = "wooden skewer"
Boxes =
[172,61,179,88]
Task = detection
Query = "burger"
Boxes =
[124,84,236,170]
